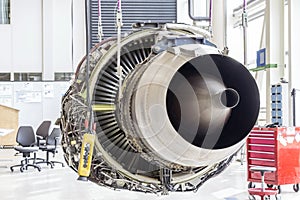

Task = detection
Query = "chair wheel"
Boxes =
[277,185,281,194]
[248,195,256,200]
[36,166,41,172]
[264,196,270,200]
[248,182,255,188]
[293,183,299,192]
[10,167,14,172]
[20,167,24,172]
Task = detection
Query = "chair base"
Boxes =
[10,158,41,173]
[51,160,65,167]
[37,151,65,168]
[35,160,64,168]
[35,160,54,168]
[28,152,45,163]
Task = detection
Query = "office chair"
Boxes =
[36,120,51,145]
[10,126,41,172]
[29,120,51,163]
[36,127,64,168]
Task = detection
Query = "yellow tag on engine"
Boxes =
[78,134,95,180]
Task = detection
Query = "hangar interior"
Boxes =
[0,0,300,200]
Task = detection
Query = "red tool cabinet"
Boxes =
[247,127,300,193]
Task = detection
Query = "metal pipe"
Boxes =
[85,0,93,132]
[291,89,300,126]
[242,0,248,66]
[278,0,285,81]
[188,0,211,21]
[209,0,213,32]
[223,0,228,48]
[116,0,123,102]
[265,0,271,124]
[209,0,212,20]
[265,0,285,123]
[41,0,44,80]
[288,0,293,126]
[292,89,296,126]
[71,0,74,71]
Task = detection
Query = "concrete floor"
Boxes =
[1,148,300,200]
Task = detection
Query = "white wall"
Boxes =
[177,0,193,24]
[0,25,11,71]
[0,0,42,73]
[73,0,86,70]
[42,0,54,80]
[0,0,86,127]
[11,0,42,73]
[52,0,86,73]
[0,81,70,128]
[52,0,72,72]
[0,0,86,75]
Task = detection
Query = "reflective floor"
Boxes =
[1,148,300,200]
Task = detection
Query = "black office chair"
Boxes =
[36,120,51,145]
[29,120,51,163]
[36,127,64,168]
[10,126,41,172]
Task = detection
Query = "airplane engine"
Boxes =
[61,23,260,194]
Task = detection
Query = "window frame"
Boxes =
[0,0,10,24]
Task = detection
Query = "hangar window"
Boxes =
[14,73,42,81]
[54,73,74,81]
[0,0,10,24]
[0,73,10,81]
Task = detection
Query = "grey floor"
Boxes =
[1,148,299,200]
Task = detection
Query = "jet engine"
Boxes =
[60,23,260,194]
